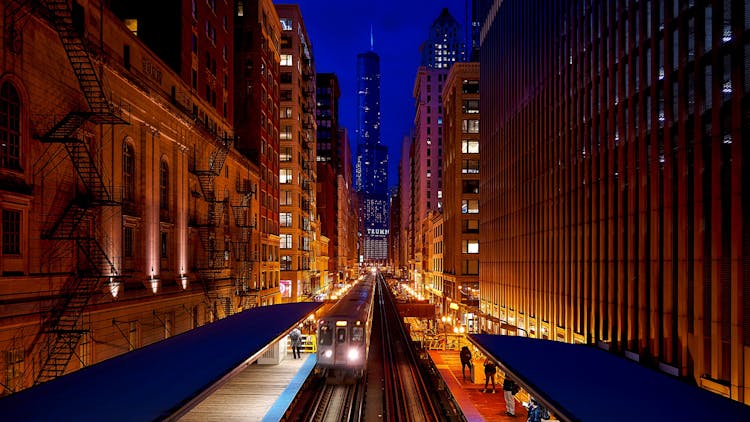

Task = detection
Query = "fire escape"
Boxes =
[231,179,257,309]
[190,135,232,319]
[24,0,127,384]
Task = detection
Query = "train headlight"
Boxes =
[324,350,333,358]
[347,348,360,361]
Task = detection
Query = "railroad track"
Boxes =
[377,277,441,421]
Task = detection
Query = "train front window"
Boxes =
[351,327,364,343]
[319,324,332,345]
[336,328,346,343]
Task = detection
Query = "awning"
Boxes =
[0,302,322,422]
[469,334,750,422]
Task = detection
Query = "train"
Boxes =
[315,269,378,382]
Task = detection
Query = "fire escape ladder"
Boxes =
[40,0,115,117]
[35,273,101,385]
[43,198,92,240]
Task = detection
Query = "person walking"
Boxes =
[482,358,497,393]
[460,346,473,381]
[503,376,519,416]
[290,327,302,359]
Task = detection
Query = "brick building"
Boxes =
[0,0,260,394]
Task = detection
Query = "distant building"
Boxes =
[420,7,465,69]
[465,0,481,61]
[336,129,359,281]
[481,0,750,403]
[355,48,389,262]
[315,73,340,288]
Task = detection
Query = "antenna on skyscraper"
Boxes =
[370,24,374,51]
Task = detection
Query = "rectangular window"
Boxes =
[462,99,480,114]
[280,125,292,140]
[281,255,292,270]
[462,80,479,94]
[280,234,292,249]
[280,54,293,66]
[462,180,480,194]
[280,190,292,205]
[2,210,20,255]
[160,231,168,259]
[461,199,479,214]
[461,140,479,154]
[280,168,292,184]
[462,259,479,275]
[280,212,292,227]
[461,119,480,133]
[280,147,292,162]
[123,226,133,258]
[462,219,479,233]
[281,107,293,119]
[280,18,293,31]
[462,240,479,254]
[461,159,480,174]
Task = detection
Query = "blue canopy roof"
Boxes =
[0,302,322,422]
[470,334,750,422]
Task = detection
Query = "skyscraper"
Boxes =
[420,8,465,69]
[355,43,389,261]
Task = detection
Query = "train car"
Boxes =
[315,270,378,382]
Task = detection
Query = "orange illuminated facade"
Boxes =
[481,0,750,402]
[0,0,261,394]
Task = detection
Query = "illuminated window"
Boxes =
[280,168,292,184]
[280,54,293,66]
[280,18,293,31]
[461,119,480,134]
[461,140,479,154]
[280,147,292,162]
[281,255,292,270]
[280,125,292,140]
[280,234,292,249]
[462,240,479,254]
[280,212,292,227]
[461,159,479,174]
[461,199,479,214]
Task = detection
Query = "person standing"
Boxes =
[290,327,302,359]
[503,376,519,416]
[526,397,549,422]
[482,358,497,393]
[460,346,473,381]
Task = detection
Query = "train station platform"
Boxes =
[0,302,322,421]
[429,350,529,421]
[180,352,316,421]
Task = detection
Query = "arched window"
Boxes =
[0,82,21,171]
[123,143,135,203]
[159,160,169,211]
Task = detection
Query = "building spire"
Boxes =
[370,24,374,51]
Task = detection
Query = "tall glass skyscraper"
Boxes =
[355,48,389,261]
[420,8,465,68]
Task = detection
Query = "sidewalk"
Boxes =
[429,350,528,421]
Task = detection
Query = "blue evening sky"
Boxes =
[275,1,467,188]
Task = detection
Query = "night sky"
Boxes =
[274,1,467,188]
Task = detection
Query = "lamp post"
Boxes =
[441,315,453,350]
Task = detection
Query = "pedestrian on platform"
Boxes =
[482,358,497,393]
[503,376,519,416]
[526,397,549,422]
[460,346,473,381]
[290,327,302,359]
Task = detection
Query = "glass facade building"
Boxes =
[355,50,389,261]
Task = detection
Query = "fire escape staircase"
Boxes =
[28,0,127,385]
[191,136,232,312]
[231,186,257,308]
